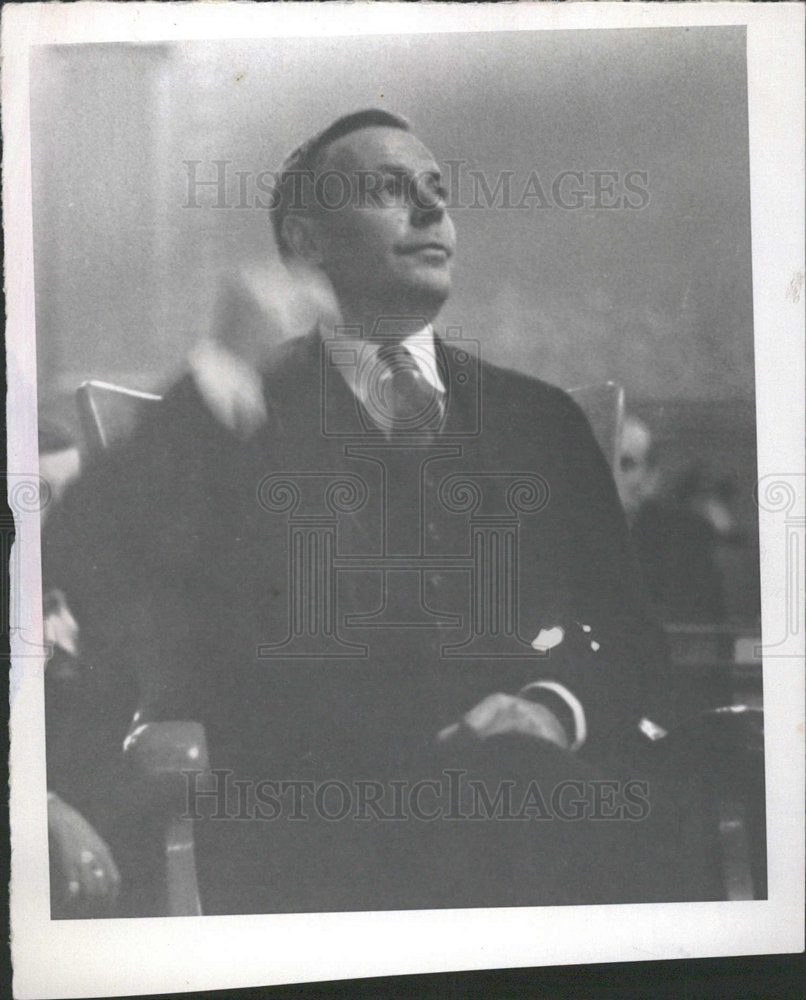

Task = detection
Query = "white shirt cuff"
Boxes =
[518,680,587,751]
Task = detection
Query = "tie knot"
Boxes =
[366,342,443,435]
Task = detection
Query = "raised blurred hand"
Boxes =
[189,262,340,436]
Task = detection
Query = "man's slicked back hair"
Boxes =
[271,108,410,258]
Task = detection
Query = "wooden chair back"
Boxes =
[567,381,625,474]
[76,380,162,454]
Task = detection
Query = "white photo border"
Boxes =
[4,4,804,998]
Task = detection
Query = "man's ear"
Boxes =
[281,215,324,264]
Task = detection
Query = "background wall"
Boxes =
[30,27,759,617]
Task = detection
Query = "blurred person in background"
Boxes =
[616,414,725,624]
[676,464,757,624]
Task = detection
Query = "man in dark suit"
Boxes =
[44,110,716,914]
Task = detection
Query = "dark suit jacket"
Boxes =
[44,331,701,912]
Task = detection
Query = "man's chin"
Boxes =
[396,276,452,318]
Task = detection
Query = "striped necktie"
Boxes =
[371,343,444,436]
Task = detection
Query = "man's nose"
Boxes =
[410,175,446,227]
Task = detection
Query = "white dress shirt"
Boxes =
[335,324,446,428]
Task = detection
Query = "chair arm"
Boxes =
[122,720,209,916]
[659,705,765,900]
[123,721,209,803]
[678,705,763,773]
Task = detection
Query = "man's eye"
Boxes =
[379,174,406,198]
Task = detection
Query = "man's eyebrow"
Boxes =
[373,162,443,179]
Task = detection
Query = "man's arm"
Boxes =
[532,387,673,748]
[438,381,671,754]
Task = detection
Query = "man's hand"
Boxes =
[188,337,268,438]
[43,589,79,658]
[48,792,120,907]
[437,692,570,750]
[189,262,340,436]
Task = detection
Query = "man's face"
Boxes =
[616,418,658,515]
[309,126,456,321]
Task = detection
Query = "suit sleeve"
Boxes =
[534,389,676,751]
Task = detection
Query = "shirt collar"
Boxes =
[335,323,446,405]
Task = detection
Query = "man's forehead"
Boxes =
[322,126,440,175]
[621,419,652,458]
